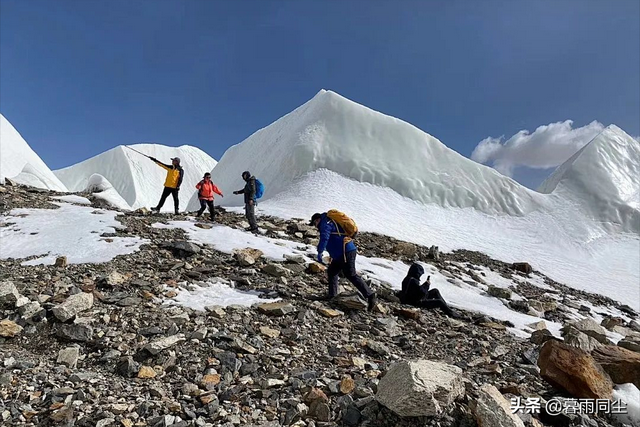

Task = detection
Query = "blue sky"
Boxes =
[1,0,638,188]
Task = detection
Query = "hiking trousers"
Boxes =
[156,187,179,213]
[327,250,374,299]
[419,289,453,316]
[245,202,258,230]
[197,199,215,220]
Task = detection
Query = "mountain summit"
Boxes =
[191,90,544,215]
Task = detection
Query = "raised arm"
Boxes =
[150,157,171,170]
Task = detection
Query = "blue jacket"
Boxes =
[317,213,357,259]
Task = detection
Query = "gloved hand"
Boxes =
[176,187,180,191]
[317,253,324,264]
[233,191,240,195]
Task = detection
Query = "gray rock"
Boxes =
[530,329,554,345]
[0,281,21,307]
[474,384,525,427]
[564,318,610,344]
[116,356,139,378]
[52,292,94,322]
[257,302,296,316]
[57,324,94,342]
[375,360,464,417]
[562,325,601,352]
[618,335,640,353]
[342,405,361,426]
[143,334,185,355]
[487,285,511,300]
[262,263,292,277]
[57,346,80,368]
[168,241,201,257]
[335,293,367,311]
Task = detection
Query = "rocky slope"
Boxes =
[1,182,639,427]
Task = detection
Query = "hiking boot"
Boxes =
[246,227,259,234]
[150,207,159,213]
[367,293,378,312]
[174,210,180,215]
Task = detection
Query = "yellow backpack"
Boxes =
[326,209,358,242]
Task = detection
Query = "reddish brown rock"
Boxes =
[537,340,613,399]
[592,345,640,389]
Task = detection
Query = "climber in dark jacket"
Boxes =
[233,171,258,233]
[399,263,456,317]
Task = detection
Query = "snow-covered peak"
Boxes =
[55,144,217,212]
[192,90,542,215]
[0,114,68,191]
[538,125,639,232]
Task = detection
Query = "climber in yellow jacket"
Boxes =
[150,156,184,214]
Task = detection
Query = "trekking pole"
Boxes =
[124,145,152,158]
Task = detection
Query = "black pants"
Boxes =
[156,187,179,213]
[197,199,215,220]
[245,202,258,230]
[327,250,374,299]
[419,289,453,316]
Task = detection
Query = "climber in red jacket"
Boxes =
[195,172,223,221]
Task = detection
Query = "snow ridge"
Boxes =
[189,90,544,215]
[55,144,218,212]
[538,125,640,232]
[0,114,67,191]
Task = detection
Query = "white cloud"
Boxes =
[471,120,605,177]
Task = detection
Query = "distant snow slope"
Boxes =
[538,125,640,233]
[0,114,67,191]
[189,90,544,215]
[55,144,217,212]
[236,169,640,310]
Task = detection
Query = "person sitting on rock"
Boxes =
[399,263,457,317]
[195,172,223,221]
[310,212,377,312]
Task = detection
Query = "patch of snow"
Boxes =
[165,280,280,311]
[153,221,312,261]
[55,144,217,212]
[85,174,131,211]
[52,195,91,205]
[235,169,639,310]
[612,383,640,427]
[0,203,146,265]
[0,114,68,191]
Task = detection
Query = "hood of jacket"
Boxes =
[407,263,424,279]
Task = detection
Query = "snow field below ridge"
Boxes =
[223,170,639,310]
[0,199,147,265]
[154,220,571,339]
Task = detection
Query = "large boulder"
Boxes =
[51,292,94,322]
[375,360,464,417]
[563,319,610,344]
[591,345,640,389]
[537,340,613,399]
[474,384,525,427]
[167,241,201,258]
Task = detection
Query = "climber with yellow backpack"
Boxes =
[310,210,377,311]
